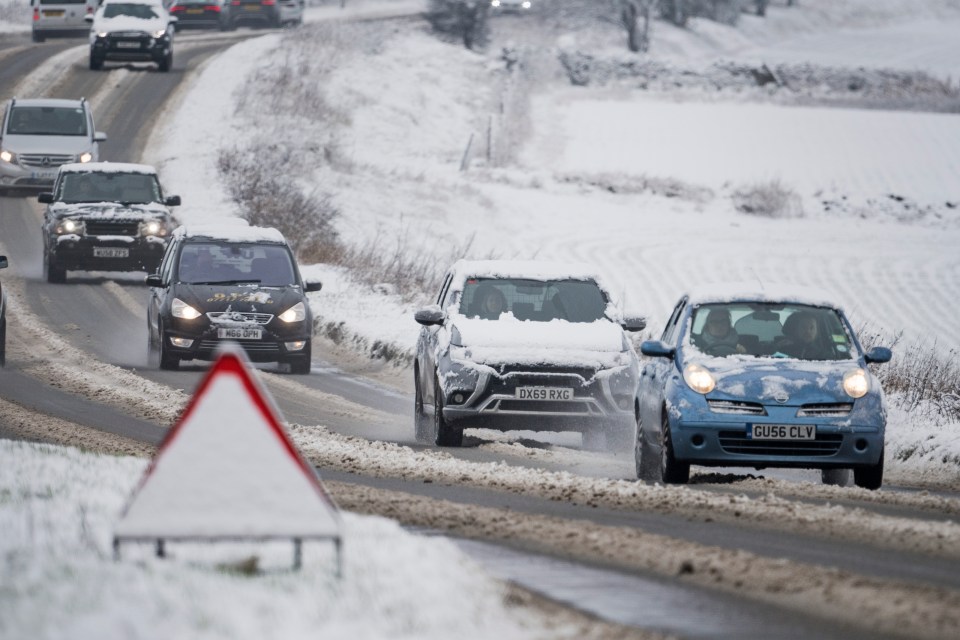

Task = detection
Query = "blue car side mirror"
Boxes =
[864,346,892,364]
[640,340,675,359]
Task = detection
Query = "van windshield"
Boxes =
[7,107,88,137]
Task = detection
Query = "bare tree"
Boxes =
[617,0,658,53]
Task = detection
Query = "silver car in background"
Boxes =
[0,98,107,195]
[30,0,98,42]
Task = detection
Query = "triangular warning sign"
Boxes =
[114,346,340,541]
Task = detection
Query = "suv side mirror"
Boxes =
[38,192,54,204]
[0,255,8,270]
[621,313,647,332]
[145,274,165,288]
[304,281,323,293]
[414,305,445,326]
[165,195,181,206]
[94,132,107,142]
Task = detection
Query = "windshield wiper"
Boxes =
[189,279,262,286]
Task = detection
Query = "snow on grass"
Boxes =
[0,439,571,640]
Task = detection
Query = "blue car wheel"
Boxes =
[660,413,690,484]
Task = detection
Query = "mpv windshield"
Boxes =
[689,302,855,361]
[7,106,88,137]
[459,278,608,322]
[177,243,296,287]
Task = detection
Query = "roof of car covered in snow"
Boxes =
[58,162,158,175]
[684,282,844,310]
[173,223,288,245]
[448,259,605,284]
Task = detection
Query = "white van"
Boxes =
[31,0,99,42]
[278,0,303,27]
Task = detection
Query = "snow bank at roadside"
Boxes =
[0,439,577,640]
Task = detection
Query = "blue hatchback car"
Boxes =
[636,286,892,490]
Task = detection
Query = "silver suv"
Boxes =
[0,98,107,196]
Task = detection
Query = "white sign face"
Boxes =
[115,348,340,539]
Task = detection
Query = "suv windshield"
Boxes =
[177,242,296,287]
[103,3,161,18]
[7,106,87,137]
[459,278,608,322]
[57,172,162,203]
[689,302,855,361]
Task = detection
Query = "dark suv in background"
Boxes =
[39,162,180,283]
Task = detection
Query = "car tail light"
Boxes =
[231,1,240,4]
[34,7,40,20]
[205,5,221,11]
[262,0,276,5]
[170,5,185,11]
[86,5,94,13]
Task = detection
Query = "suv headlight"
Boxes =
[172,297,202,320]
[153,29,168,39]
[278,301,306,323]
[140,220,167,236]
[78,152,93,163]
[0,149,15,163]
[56,219,85,235]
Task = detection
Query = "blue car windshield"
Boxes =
[459,278,608,322]
[689,302,855,361]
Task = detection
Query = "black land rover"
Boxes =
[39,162,180,283]
[146,225,321,373]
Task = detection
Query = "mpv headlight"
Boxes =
[278,301,306,323]
[683,363,716,395]
[842,368,869,399]
[172,298,202,320]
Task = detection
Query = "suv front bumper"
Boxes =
[50,235,168,273]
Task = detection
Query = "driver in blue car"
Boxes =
[698,308,746,354]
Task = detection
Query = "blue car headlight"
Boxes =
[843,368,869,398]
[683,363,716,395]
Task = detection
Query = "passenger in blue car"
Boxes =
[696,308,746,355]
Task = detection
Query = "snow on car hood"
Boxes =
[50,202,171,220]
[452,315,627,368]
[693,356,865,405]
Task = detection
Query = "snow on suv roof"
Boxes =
[685,282,843,310]
[173,224,288,244]
[450,259,603,282]
[9,98,86,109]
[58,162,157,175]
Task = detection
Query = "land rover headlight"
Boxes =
[842,368,869,399]
[278,301,306,323]
[683,363,716,395]
[171,297,202,320]
[0,150,14,163]
[142,220,165,236]
[57,219,85,235]
[78,152,93,163]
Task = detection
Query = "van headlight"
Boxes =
[842,368,869,399]
[278,301,306,323]
[683,363,716,395]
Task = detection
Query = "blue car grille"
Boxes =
[796,403,853,417]
[708,399,766,415]
[718,431,843,456]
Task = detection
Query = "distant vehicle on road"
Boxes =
[146,224,321,372]
[229,0,281,28]
[490,0,532,13]
[87,0,178,72]
[635,285,892,489]
[0,97,107,195]
[413,259,646,449]
[38,162,181,283]
[168,0,233,31]
[30,0,98,42]
[0,254,7,367]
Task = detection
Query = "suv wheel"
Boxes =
[89,55,103,71]
[158,52,172,73]
[32,31,45,43]
[0,315,6,367]
[44,253,66,284]
[434,378,463,447]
